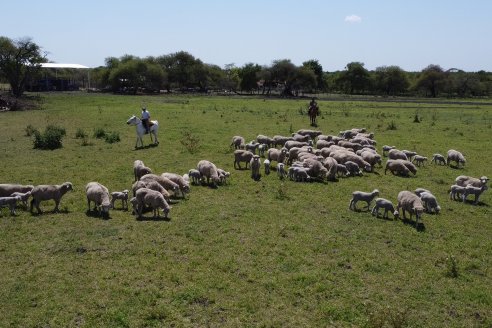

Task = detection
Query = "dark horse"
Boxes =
[308,104,319,126]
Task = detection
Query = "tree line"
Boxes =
[1,36,491,98]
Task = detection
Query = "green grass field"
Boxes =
[0,92,491,327]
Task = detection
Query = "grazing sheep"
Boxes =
[197,160,220,186]
[388,149,408,161]
[256,134,275,148]
[462,185,488,204]
[85,182,111,216]
[234,150,254,169]
[0,196,21,215]
[162,172,191,198]
[447,149,466,168]
[401,150,417,161]
[129,197,138,214]
[277,163,287,179]
[316,139,334,149]
[329,151,372,172]
[245,141,260,154]
[382,145,395,157]
[360,150,382,169]
[9,191,31,208]
[111,190,129,210]
[293,167,311,182]
[0,184,34,197]
[449,184,467,201]
[336,164,349,177]
[396,159,418,175]
[371,198,399,219]
[258,144,268,157]
[135,188,171,219]
[384,160,410,176]
[30,182,73,214]
[419,191,441,214]
[141,180,171,202]
[303,158,328,180]
[188,169,202,185]
[264,159,271,175]
[455,175,489,188]
[344,161,362,176]
[414,188,432,197]
[292,133,310,142]
[230,136,245,149]
[140,174,179,195]
[338,140,363,151]
[396,191,425,226]
[431,153,446,165]
[267,147,288,165]
[250,155,261,180]
[273,135,293,147]
[217,168,231,185]
[322,157,338,181]
[349,189,379,211]
[133,160,152,181]
[132,180,147,197]
[412,155,428,167]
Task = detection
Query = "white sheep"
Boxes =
[140,174,179,195]
[384,160,410,176]
[302,158,328,180]
[449,184,466,201]
[250,155,261,180]
[267,147,288,165]
[129,196,138,214]
[344,161,362,176]
[234,150,254,169]
[9,191,31,208]
[296,129,322,139]
[230,136,245,149]
[162,172,191,198]
[322,157,338,181]
[431,153,446,165]
[188,169,202,185]
[414,188,431,197]
[360,151,382,169]
[412,155,428,167]
[462,185,488,204]
[133,160,152,181]
[245,141,260,154]
[455,175,489,188]
[388,149,408,161]
[86,182,111,216]
[396,191,425,227]
[273,135,293,147]
[217,168,231,185]
[264,159,271,175]
[0,184,34,197]
[292,133,310,142]
[402,150,417,161]
[0,196,21,215]
[419,191,441,214]
[396,159,418,175]
[349,189,379,211]
[30,182,73,214]
[371,198,399,219]
[197,160,220,186]
[277,163,288,179]
[447,149,466,168]
[111,190,129,210]
[256,134,275,148]
[135,188,171,219]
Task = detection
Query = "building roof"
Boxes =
[41,63,90,69]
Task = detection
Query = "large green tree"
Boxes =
[373,65,409,96]
[302,59,324,91]
[336,62,371,94]
[0,37,46,97]
[239,63,261,93]
[414,64,446,97]
[107,57,165,94]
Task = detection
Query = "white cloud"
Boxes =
[345,15,362,23]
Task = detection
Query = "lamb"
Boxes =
[267,147,288,165]
[371,198,399,219]
[188,169,202,185]
[258,144,268,157]
[111,190,129,210]
[449,184,466,201]
[234,150,254,169]
[162,172,191,198]
[230,136,245,149]
[447,149,466,168]
[85,182,111,216]
[344,161,362,176]
[401,150,417,161]
[455,175,489,188]
[216,168,231,185]
[245,141,260,154]
[412,155,428,167]
[462,185,488,204]
[382,145,395,157]
[129,197,138,214]
[419,191,441,214]
[349,189,379,211]
[9,191,31,208]
[431,153,446,165]
[0,184,34,197]
[388,149,408,161]
[30,182,73,214]
[277,163,288,179]
[135,188,171,219]
[0,196,21,215]
[197,160,220,186]
[133,160,152,181]
[250,155,261,180]
[384,160,410,176]
[396,191,425,226]
[264,159,271,175]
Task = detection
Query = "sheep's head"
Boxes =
[62,182,73,192]
[393,210,400,219]
[373,189,380,196]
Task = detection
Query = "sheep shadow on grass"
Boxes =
[30,208,70,217]
[400,218,426,232]
[136,215,170,222]
[85,210,110,220]
[462,199,489,207]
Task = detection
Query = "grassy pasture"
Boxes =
[0,92,491,327]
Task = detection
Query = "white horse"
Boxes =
[126,115,159,148]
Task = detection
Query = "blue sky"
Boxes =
[2,0,491,71]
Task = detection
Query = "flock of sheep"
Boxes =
[229,128,489,228]
[0,127,489,226]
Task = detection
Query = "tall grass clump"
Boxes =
[93,127,106,139]
[33,125,66,150]
[180,131,200,154]
[25,124,38,137]
[104,131,120,144]
[75,128,88,139]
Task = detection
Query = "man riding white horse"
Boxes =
[141,107,150,134]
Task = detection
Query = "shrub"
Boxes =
[387,121,397,130]
[180,131,200,154]
[104,131,120,144]
[33,125,66,150]
[93,127,106,139]
[75,128,88,139]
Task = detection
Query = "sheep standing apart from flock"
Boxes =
[86,182,111,216]
[197,160,220,187]
[412,155,428,167]
[135,188,171,219]
[133,160,152,181]
[349,189,379,211]
[111,190,129,210]
[30,182,73,214]
[371,198,399,219]
[431,153,446,165]
[0,184,34,197]
[462,185,488,204]
[234,150,254,169]
[447,149,466,168]
[396,191,425,227]
[0,195,21,215]
[419,191,441,214]
[250,155,261,181]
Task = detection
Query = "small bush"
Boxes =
[445,255,459,278]
[75,128,88,139]
[33,125,66,150]
[93,127,106,139]
[25,124,38,137]
[180,131,200,154]
[104,131,120,144]
[387,121,397,130]
[413,114,421,123]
